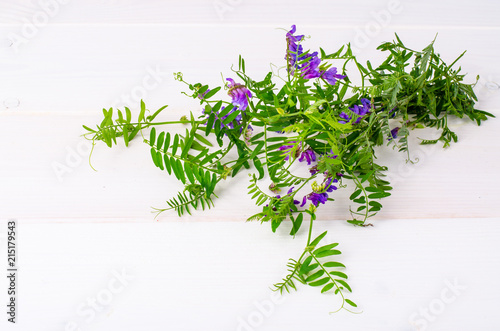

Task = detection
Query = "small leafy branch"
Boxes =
[82,26,493,311]
[273,213,357,313]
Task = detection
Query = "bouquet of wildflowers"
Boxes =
[83,25,493,311]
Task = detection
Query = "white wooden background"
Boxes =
[1,1,500,330]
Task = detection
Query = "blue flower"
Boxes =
[338,111,351,124]
[300,52,322,79]
[339,98,372,124]
[324,177,338,193]
[226,78,252,111]
[286,25,305,74]
[286,26,345,86]
[299,148,316,165]
[307,192,329,206]
[279,141,300,161]
[388,127,400,140]
[322,67,346,86]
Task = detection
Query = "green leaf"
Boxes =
[323,262,346,268]
[123,124,129,146]
[305,270,324,283]
[164,155,171,175]
[313,243,339,255]
[156,151,164,170]
[290,212,303,236]
[176,159,186,183]
[299,256,313,275]
[149,127,156,146]
[345,299,357,307]
[315,250,341,258]
[368,192,391,199]
[321,283,334,293]
[149,105,167,121]
[194,133,213,147]
[184,162,195,184]
[205,113,215,136]
[218,105,234,119]
[164,132,171,151]
[125,107,132,122]
[308,231,328,250]
[171,135,180,156]
[82,125,96,132]
[249,141,265,160]
[170,157,180,179]
[365,186,382,193]
[150,148,158,167]
[138,100,146,122]
[329,271,348,279]
[349,189,362,200]
[157,131,165,150]
[203,86,221,99]
[308,277,330,287]
[336,279,352,292]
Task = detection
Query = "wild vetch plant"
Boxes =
[83,26,493,311]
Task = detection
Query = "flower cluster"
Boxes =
[286,25,346,85]
[279,142,317,166]
[277,141,341,208]
[203,78,252,131]
[339,98,372,124]
[284,174,339,208]
[306,176,338,206]
[227,78,252,111]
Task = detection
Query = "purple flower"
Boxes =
[322,67,346,85]
[307,192,329,206]
[389,127,400,140]
[326,151,338,159]
[300,196,307,207]
[226,78,252,111]
[309,165,318,175]
[324,177,338,193]
[286,25,305,73]
[300,52,322,79]
[339,98,372,124]
[279,141,300,161]
[299,149,316,165]
[338,111,351,124]
[286,25,304,44]
[284,26,321,79]
[286,26,346,87]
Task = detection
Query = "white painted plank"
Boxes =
[0,218,498,330]
[0,0,499,27]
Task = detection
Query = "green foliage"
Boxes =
[273,228,357,312]
[83,28,493,312]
